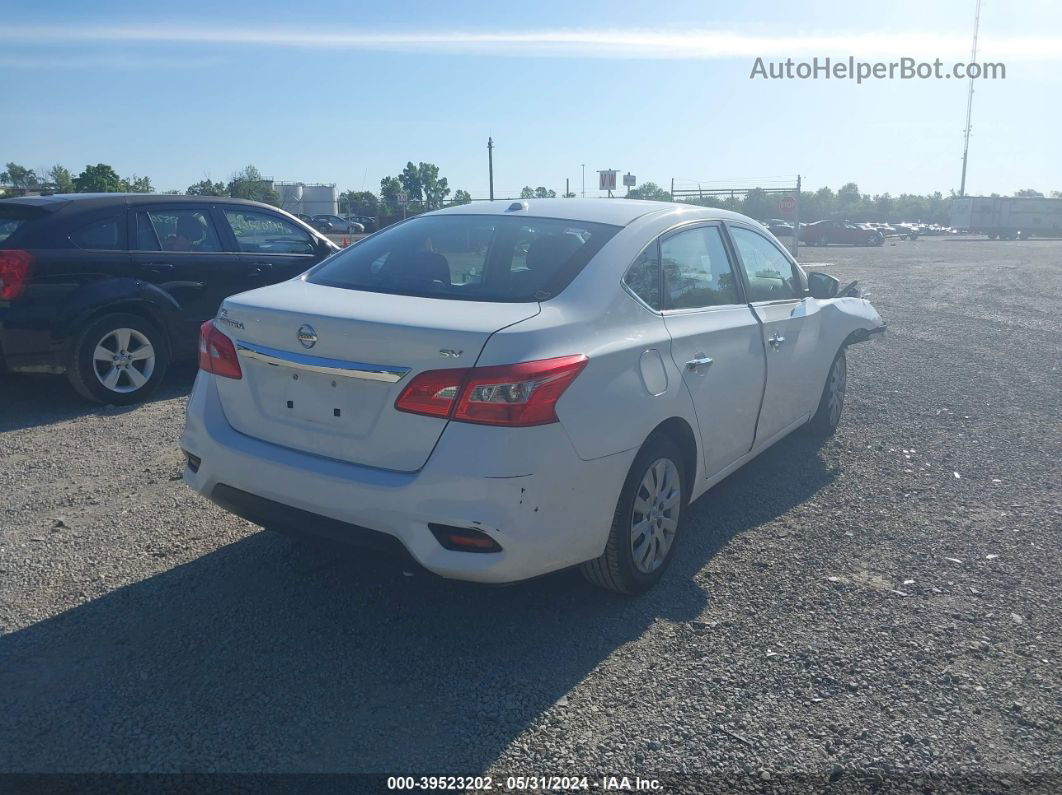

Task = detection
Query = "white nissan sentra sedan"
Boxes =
[181,199,884,594]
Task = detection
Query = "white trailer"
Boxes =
[951,196,1062,239]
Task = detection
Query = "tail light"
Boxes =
[395,355,587,427]
[0,250,33,300]
[198,320,243,379]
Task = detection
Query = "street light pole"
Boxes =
[487,137,495,201]
[581,164,585,198]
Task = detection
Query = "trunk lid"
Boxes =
[214,280,539,471]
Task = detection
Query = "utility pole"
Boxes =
[793,174,801,260]
[670,178,674,201]
[566,178,569,198]
[959,0,982,197]
[581,164,585,198]
[487,137,495,201]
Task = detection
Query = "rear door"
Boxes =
[216,206,324,287]
[130,204,245,341]
[640,223,765,478]
[727,223,822,443]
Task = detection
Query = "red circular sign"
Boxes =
[778,196,796,211]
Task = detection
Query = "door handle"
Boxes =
[141,262,174,272]
[249,262,274,275]
[685,354,713,371]
[768,334,786,350]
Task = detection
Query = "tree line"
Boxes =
[3,159,1059,226]
[628,182,1062,225]
[0,162,152,194]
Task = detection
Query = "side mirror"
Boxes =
[807,271,840,299]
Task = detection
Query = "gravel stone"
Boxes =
[1,237,1060,790]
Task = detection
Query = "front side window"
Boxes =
[661,225,740,309]
[70,214,124,250]
[308,215,618,302]
[223,209,315,255]
[729,226,801,302]
[146,208,223,253]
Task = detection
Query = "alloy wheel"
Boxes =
[92,327,156,394]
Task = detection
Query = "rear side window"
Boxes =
[145,208,223,253]
[623,244,662,310]
[308,215,619,302]
[223,209,315,255]
[70,214,125,251]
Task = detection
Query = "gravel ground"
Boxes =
[1,237,1059,791]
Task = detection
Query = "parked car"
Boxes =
[761,218,795,237]
[352,215,378,233]
[311,214,365,234]
[182,199,884,594]
[893,223,920,240]
[801,219,884,246]
[0,193,339,404]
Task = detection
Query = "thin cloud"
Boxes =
[0,53,225,69]
[0,25,1059,60]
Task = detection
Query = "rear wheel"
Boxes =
[582,434,688,595]
[68,312,169,405]
[806,349,847,437]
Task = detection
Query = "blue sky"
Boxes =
[2,0,1060,198]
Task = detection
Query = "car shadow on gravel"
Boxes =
[0,365,198,433]
[0,434,834,773]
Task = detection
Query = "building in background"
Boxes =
[272,182,338,216]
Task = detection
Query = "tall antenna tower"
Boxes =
[958,0,983,197]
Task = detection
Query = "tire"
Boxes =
[581,434,689,595]
[806,348,847,437]
[67,312,169,405]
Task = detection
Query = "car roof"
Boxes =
[428,198,752,227]
[0,193,277,211]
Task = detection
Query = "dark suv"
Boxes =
[0,193,339,404]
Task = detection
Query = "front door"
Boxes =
[215,206,324,289]
[727,223,823,444]
[652,223,766,478]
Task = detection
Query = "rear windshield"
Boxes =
[307,214,620,302]
[0,212,32,244]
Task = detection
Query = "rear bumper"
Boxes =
[180,373,636,584]
[209,483,423,566]
[0,309,64,373]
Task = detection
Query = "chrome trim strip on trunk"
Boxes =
[234,340,411,383]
